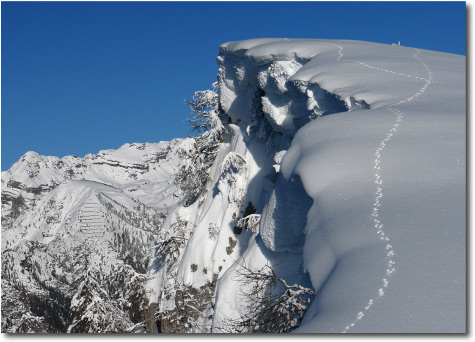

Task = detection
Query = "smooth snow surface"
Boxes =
[215,39,465,333]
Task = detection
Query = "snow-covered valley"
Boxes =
[1,39,465,333]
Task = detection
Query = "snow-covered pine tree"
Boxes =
[175,82,226,206]
[67,254,131,333]
[187,82,223,135]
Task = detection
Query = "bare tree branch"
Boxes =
[219,263,314,333]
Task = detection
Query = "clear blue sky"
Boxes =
[1,1,466,170]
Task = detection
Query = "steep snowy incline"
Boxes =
[212,39,465,333]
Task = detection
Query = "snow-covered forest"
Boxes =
[1,39,465,333]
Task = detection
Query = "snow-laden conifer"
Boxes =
[175,82,226,206]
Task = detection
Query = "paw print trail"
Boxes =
[327,46,433,333]
[327,42,455,88]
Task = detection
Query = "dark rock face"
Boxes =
[159,274,218,333]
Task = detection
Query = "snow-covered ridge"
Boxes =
[218,38,463,135]
[210,39,465,333]
[2,140,183,211]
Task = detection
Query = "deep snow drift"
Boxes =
[2,38,465,333]
[211,39,465,333]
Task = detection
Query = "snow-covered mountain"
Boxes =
[1,141,184,332]
[1,39,465,333]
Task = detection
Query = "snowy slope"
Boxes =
[210,39,465,333]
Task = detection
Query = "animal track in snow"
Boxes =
[334,47,433,333]
[327,43,458,88]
